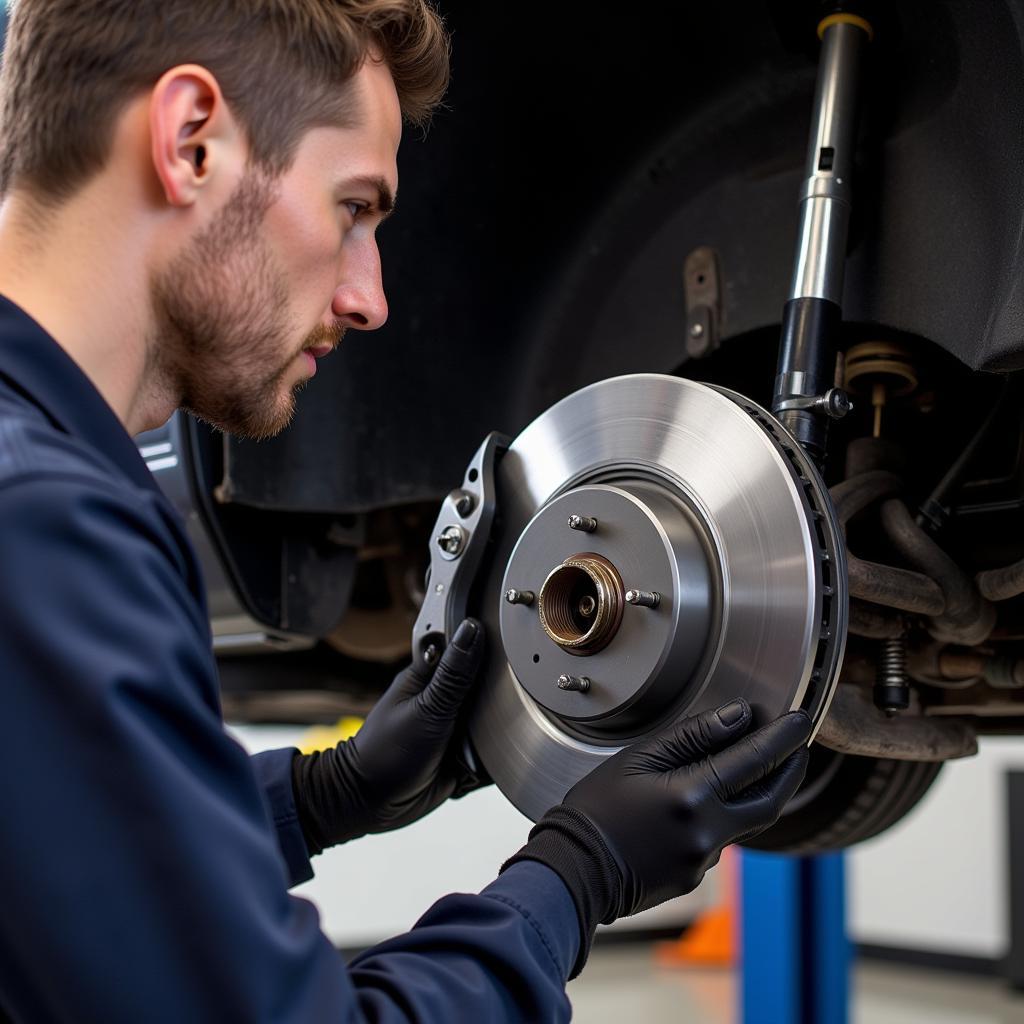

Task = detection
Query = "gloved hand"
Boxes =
[502,698,811,977]
[291,618,487,853]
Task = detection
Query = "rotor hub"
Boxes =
[500,482,715,732]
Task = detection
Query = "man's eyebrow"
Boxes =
[341,175,396,219]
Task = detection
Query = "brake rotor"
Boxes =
[469,374,847,822]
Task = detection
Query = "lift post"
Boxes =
[740,850,850,1024]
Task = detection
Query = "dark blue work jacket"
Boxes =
[0,296,579,1023]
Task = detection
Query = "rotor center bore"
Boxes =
[537,553,625,655]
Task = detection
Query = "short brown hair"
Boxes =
[0,0,450,202]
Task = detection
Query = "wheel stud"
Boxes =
[557,674,591,693]
[567,514,598,533]
[625,589,661,609]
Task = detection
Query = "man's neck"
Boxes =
[0,187,173,436]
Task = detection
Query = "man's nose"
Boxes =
[332,244,389,330]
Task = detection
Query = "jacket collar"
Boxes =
[0,294,163,495]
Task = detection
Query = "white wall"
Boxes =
[850,736,1024,957]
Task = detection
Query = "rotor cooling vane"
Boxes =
[414,374,848,823]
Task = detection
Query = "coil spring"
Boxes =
[874,636,909,713]
[879,637,907,684]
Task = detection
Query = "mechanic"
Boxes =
[0,2,813,1021]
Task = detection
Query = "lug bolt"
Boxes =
[625,589,661,609]
[436,526,465,558]
[505,588,535,606]
[557,674,591,693]
[454,491,475,518]
[578,595,596,617]
[423,643,440,667]
[815,388,853,420]
[568,514,598,533]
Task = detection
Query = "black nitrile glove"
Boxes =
[291,618,487,854]
[502,699,811,977]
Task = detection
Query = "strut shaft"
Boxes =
[773,12,872,464]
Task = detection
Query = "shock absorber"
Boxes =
[772,7,874,464]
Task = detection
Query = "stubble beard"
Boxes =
[149,171,313,441]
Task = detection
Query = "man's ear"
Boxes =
[149,64,236,208]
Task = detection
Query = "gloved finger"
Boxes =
[719,746,811,841]
[416,618,485,720]
[637,699,754,771]
[704,710,812,802]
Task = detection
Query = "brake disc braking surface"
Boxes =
[413,374,847,821]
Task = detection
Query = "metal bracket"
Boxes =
[411,431,510,671]
[684,246,722,359]
[774,387,853,420]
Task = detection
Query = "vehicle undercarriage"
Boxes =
[149,0,1024,852]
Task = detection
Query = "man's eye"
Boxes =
[343,201,367,220]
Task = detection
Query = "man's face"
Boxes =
[151,58,401,439]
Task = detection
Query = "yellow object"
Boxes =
[298,716,365,754]
[817,12,874,41]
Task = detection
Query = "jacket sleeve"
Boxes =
[250,746,316,887]
[0,474,579,1024]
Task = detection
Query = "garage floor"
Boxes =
[568,946,1024,1023]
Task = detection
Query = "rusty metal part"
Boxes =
[830,472,945,615]
[904,639,972,689]
[977,556,1024,602]
[537,552,625,655]
[938,650,1024,689]
[879,499,996,645]
[935,649,987,683]
[906,641,1024,691]
[683,246,723,359]
[847,557,944,616]
[848,600,904,638]
[925,681,1024,716]
[816,684,977,761]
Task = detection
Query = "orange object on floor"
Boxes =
[655,846,737,968]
